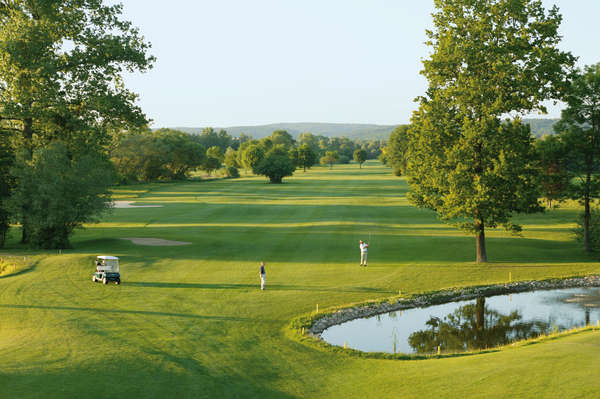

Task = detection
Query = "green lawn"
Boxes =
[1,161,599,398]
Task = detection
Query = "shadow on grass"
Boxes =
[0,356,300,398]
[126,281,396,294]
[0,261,38,280]
[0,304,250,321]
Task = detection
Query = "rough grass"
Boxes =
[0,161,599,398]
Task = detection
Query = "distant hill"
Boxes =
[169,119,558,142]
[524,118,558,137]
[172,123,399,141]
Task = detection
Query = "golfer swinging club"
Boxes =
[359,240,369,267]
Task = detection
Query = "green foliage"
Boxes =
[0,1,154,141]
[206,146,224,163]
[338,155,350,164]
[554,63,600,252]
[254,153,295,183]
[320,151,339,169]
[409,0,573,262]
[242,144,265,172]
[10,142,113,248]
[0,131,14,247]
[183,123,398,141]
[224,147,239,168]
[574,208,600,252]
[384,125,409,175]
[201,157,221,176]
[225,166,240,178]
[535,135,569,208]
[112,129,205,182]
[297,144,318,172]
[353,149,367,168]
[193,128,233,152]
[0,0,154,245]
[409,116,542,228]
[266,144,289,157]
[357,140,384,160]
[271,130,295,147]
[422,0,573,117]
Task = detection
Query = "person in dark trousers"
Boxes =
[259,261,266,290]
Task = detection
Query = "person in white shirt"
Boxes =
[359,240,369,266]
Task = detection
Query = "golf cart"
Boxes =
[92,255,121,285]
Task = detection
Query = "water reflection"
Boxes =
[408,297,549,353]
[320,288,600,354]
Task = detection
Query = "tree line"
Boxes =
[110,127,384,183]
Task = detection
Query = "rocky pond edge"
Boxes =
[305,275,600,338]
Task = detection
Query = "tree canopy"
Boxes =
[554,63,600,252]
[0,0,154,247]
[407,0,574,263]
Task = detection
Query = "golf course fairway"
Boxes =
[1,162,599,398]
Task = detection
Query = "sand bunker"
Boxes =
[121,237,192,246]
[113,201,163,209]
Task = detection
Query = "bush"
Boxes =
[574,208,600,251]
[339,155,350,164]
[10,143,113,248]
[226,166,240,178]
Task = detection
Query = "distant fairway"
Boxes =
[1,161,599,398]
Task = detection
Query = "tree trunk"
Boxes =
[20,117,34,244]
[584,188,591,252]
[475,220,487,263]
[475,297,485,330]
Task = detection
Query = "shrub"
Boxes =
[339,155,350,164]
[226,166,240,178]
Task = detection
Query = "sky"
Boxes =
[115,1,600,128]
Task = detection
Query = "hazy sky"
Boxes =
[116,1,600,128]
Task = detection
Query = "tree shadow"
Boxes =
[125,281,396,294]
[0,304,251,322]
[0,260,38,280]
[1,356,300,398]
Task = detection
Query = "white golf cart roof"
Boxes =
[97,256,119,260]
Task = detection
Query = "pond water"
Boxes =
[320,288,600,354]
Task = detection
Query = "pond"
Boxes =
[320,288,600,355]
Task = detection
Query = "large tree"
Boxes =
[0,0,154,246]
[407,0,574,263]
[554,63,600,252]
[254,153,295,184]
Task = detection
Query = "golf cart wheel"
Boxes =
[92,276,96,282]
[102,277,107,285]
[116,279,120,285]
